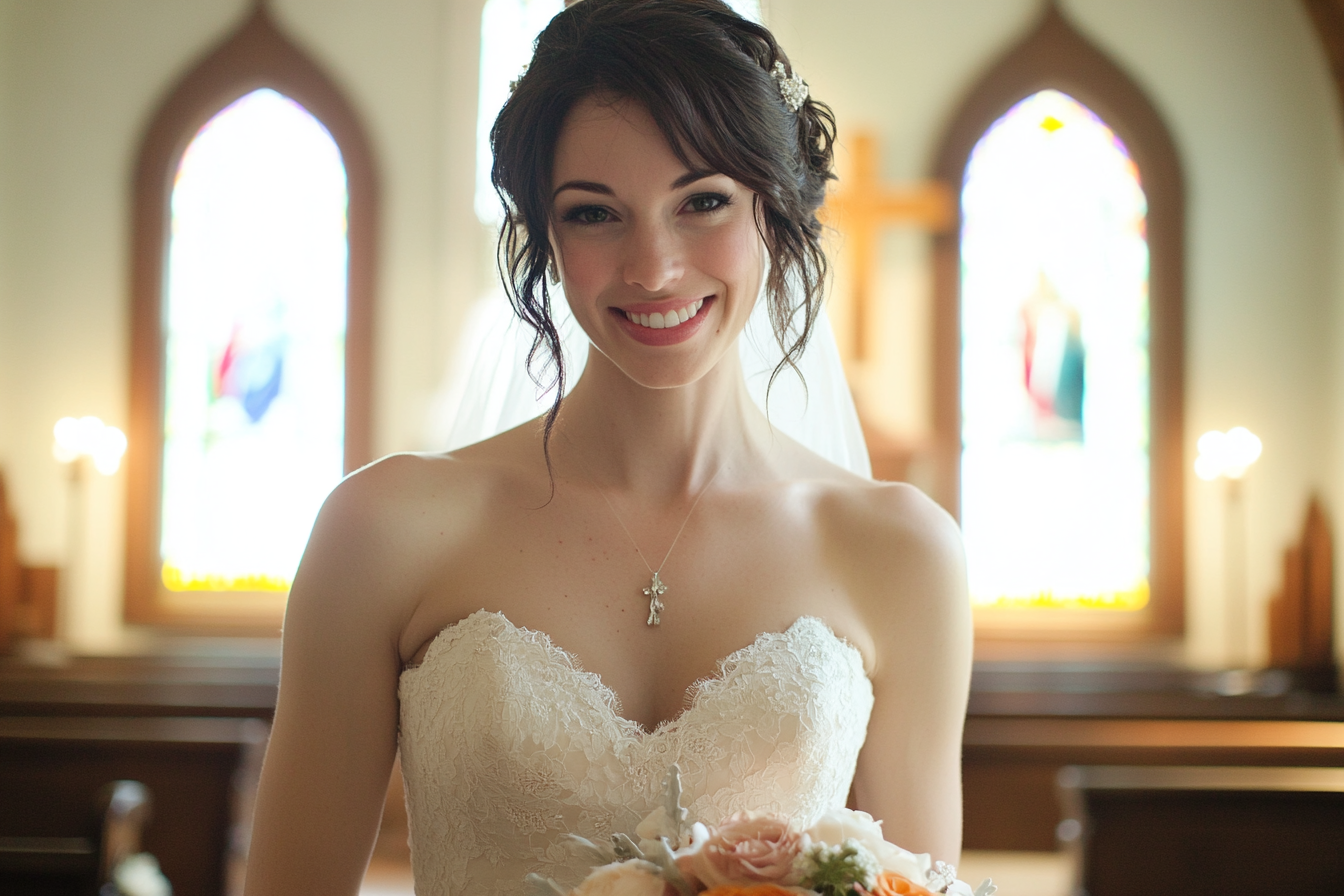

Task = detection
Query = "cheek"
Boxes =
[555,239,615,303]
[697,221,763,295]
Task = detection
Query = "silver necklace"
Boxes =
[563,431,725,626]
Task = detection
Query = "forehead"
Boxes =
[551,95,705,187]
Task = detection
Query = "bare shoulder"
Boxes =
[320,449,494,543]
[818,479,964,581]
[308,452,486,571]
[814,480,969,675]
[285,446,519,637]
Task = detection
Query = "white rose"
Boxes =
[570,861,666,896]
[803,808,933,885]
[635,806,709,857]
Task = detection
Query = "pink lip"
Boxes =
[611,297,715,346]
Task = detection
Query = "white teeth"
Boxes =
[624,299,706,330]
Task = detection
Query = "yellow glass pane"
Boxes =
[960,90,1150,611]
[160,88,348,593]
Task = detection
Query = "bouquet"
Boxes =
[526,767,995,896]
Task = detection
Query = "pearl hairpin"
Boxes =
[770,61,809,112]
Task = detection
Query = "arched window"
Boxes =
[160,88,347,597]
[961,89,1149,613]
[126,6,376,628]
[932,6,1185,638]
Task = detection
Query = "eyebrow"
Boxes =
[551,169,720,199]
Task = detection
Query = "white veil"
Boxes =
[437,286,872,479]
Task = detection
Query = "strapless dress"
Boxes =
[397,610,874,895]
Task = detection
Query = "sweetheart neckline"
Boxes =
[400,609,867,736]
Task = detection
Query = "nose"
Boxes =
[621,219,683,293]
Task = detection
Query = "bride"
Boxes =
[244,1,971,893]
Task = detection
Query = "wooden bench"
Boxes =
[0,716,267,896]
[1056,765,1344,894]
[1,779,153,896]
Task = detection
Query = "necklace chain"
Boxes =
[562,430,725,626]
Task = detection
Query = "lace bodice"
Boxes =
[397,610,874,896]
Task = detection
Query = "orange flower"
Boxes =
[866,870,936,896]
[700,886,800,896]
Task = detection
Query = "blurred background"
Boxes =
[1,1,1342,894]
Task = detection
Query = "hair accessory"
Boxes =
[508,64,528,95]
[770,61,808,113]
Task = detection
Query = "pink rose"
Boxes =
[677,813,803,889]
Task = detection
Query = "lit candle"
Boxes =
[1194,426,1262,481]
[52,416,128,475]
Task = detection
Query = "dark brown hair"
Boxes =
[490,0,836,466]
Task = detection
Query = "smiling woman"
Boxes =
[245,3,971,895]
[489,2,836,457]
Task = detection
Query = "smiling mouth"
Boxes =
[621,298,706,330]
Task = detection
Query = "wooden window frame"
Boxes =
[125,4,377,631]
[930,5,1186,641]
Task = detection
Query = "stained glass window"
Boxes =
[160,88,348,594]
[960,89,1150,611]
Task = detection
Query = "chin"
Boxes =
[599,346,722,391]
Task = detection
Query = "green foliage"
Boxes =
[798,842,877,896]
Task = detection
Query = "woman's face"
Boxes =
[550,95,764,390]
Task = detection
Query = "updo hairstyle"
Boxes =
[490,0,837,460]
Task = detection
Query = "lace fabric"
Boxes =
[397,610,874,895]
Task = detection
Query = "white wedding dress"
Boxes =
[398,610,875,895]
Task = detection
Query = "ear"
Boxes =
[545,227,566,286]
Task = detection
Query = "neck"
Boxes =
[556,344,768,501]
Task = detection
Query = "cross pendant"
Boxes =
[642,571,668,626]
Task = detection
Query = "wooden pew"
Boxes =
[1056,765,1344,893]
[963,672,1344,851]
[1,778,155,896]
[0,648,276,896]
[0,715,266,896]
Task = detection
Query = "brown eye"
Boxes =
[686,193,731,213]
[562,205,611,225]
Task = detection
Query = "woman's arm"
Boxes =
[834,484,972,865]
[244,457,442,896]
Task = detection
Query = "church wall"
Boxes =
[0,0,1340,665]
[1070,0,1342,668]
[0,0,245,648]
[0,1,14,515]
[0,0,487,649]
[1330,167,1344,668]
[770,0,1344,667]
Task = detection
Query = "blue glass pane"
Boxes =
[960,90,1150,610]
[160,88,348,593]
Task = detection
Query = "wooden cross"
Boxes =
[821,133,956,360]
